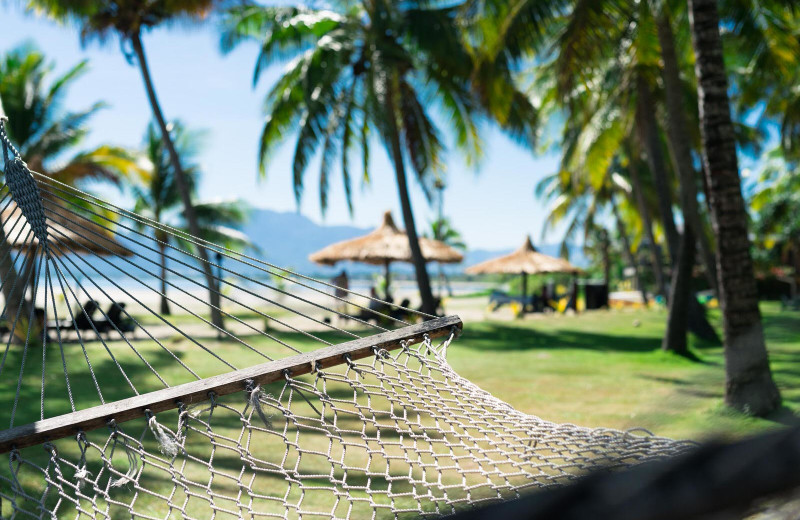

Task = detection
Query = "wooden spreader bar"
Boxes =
[0,315,462,454]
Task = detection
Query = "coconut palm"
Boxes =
[687,0,780,415]
[220,1,534,314]
[0,44,140,187]
[0,44,140,342]
[751,148,800,275]
[132,121,253,316]
[505,0,728,352]
[29,0,227,329]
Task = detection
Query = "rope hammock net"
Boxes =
[0,118,695,519]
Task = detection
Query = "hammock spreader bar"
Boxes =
[0,314,462,454]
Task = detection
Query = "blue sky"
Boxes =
[1,6,563,251]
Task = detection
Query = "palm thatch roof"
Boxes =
[465,236,581,275]
[309,211,463,266]
[1,201,132,257]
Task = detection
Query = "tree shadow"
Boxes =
[765,406,800,427]
[456,322,711,364]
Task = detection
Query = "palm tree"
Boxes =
[0,44,140,342]
[687,0,780,415]
[751,147,800,278]
[132,121,253,316]
[220,2,533,315]
[0,45,140,186]
[507,0,724,352]
[30,0,227,329]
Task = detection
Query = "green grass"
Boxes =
[446,302,799,440]
[1,302,798,517]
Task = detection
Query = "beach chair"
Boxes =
[106,302,137,336]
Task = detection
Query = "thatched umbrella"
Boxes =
[2,200,133,307]
[466,236,581,313]
[2,202,132,257]
[309,211,463,298]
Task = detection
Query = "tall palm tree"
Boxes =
[507,0,724,352]
[688,0,780,415]
[221,2,534,315]
[132,121,253,316]
[30,0,227,329]
[0,44,140,342]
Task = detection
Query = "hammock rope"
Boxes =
[0,117,696,519]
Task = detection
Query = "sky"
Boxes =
[0,6,563,252]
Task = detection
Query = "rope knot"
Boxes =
[245,379,273,430]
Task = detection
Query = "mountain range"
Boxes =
[242,208,586,276]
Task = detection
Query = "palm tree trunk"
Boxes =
[521,272,528,315]
[662,227,694,354]
[0,227,31,345]
[628,153,668,296]
[384,85,436,316]
[383,260,392,301]
[636,78,680,260]
[656,11,719,296]
[158,240,171,316]
[637,78,706,352]
[130,32,224,330]
[611,196,648,305]
[688,0,780,415]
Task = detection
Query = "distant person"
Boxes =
[541,286,556,313]
[368,287,381,311]
[332,269,349,299]
[331,269,349,315]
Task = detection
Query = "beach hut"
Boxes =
[309,211,463,298]
[466,235,581,314]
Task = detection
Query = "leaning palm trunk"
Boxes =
[384,86,436,316]
[636,80,680,259]
[636,80,719,347]
[656,12,719,296]
[662,227,694,353]
[627,153,668,296]
[688,0,780,415]
[130,32,223,330]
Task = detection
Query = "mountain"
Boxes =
[242,208,586,276]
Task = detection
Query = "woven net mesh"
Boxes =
[1,333,694,519]
[0,118,697,518]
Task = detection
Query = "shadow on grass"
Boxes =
[456,321,710,364]
[0,343,187,427]
[765,406,800,427]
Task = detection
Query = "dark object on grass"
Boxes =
[72,300,110,335]
[448,425,800,520]
[584,282,609,310]
[781,295,800,311]
[107,302,136,334]
[488,290,533,311]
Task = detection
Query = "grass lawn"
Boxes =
[1,301,797,517]
[447,301,799,440]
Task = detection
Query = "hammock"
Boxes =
[0,118,695,519]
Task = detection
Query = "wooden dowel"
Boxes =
[0,315,462,454]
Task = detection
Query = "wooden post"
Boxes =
[521,272,528,315]
[0,315,463,453]
[384,259,392,300]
